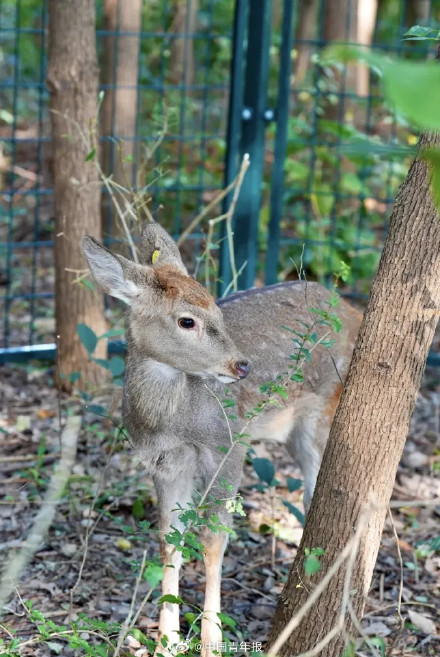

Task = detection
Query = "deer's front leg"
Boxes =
[199,446,246,657]
[154,474,194,651]
[200,529,228,657]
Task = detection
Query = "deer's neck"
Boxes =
[124,357,187,431]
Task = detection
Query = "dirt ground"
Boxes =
[0,363,439,656]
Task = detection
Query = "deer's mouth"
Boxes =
[216,373,240,384]
[214,359,250,384]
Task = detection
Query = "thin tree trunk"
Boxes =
[322,0,358,120]
[47,0,108,390]
[356,0,378,96]
[101,0,142,240]
[294,0,318,85]
[406,0,430,26]
[169,0,198,88]
[267,132,440,656]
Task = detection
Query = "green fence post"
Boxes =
[219,0,248,296]
[220,0,273,293]
[265,0,294,285]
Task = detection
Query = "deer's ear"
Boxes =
[82,236,144,304]
[140,222,188,274]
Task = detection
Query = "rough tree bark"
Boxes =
[267,133,440,656]
[169,0,198,88]
[101,0,142,239]
[47,0,108,390]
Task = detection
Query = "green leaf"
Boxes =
[85,148,96,161]
[143,561,163,588]
[287,477,303,493]
[283,500,305,527]
[252,457,275,486]
[324,46,440,131]
[158,594,184,605]
[304,553,322,576]
[130,628,148,644]
[217,612,237,628]
[81,278,95,292]
[77,323,98,354]
[86,404,106,415]
[108,356,125,377]
[402,25,440,41]
[91,357,111,370]
[341,641,356,657]
[99,328,125,339]
[132,498,144,520]
[370,636,386,657]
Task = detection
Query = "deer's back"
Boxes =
[218,280,362,413]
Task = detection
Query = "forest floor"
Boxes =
[0,363,439,657]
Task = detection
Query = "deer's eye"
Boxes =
[178,317,195,329]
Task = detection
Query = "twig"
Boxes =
[223,153,250,293]
[0,454,55,463]
[204,383,235,446]
[267,503,373,657]
[347,600,381,657]
[113,550,148,657]
[127,584,154,632]
[178,153,250,294]
[294,625,342,657]
[388,497,440,508]
[365,601,436,617]
[387,508,404,628]
[221,260,248,298]
[50,109,139,263]
[177,183,237,246]
[0,416,81,615]
[69,426,120,616]
[0,622,14,639]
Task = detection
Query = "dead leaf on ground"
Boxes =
[407,609,437,635]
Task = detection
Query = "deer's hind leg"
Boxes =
[286,386,342,511]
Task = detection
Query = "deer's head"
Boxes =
[82,223,250,384]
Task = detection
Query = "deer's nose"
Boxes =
[235,360,250,379]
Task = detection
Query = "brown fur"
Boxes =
[322,383,343,423]
[154,265,214,309]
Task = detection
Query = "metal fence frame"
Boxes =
[1,0,440,362]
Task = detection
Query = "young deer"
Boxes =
[82,223,361,656]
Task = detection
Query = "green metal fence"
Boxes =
[1,0,439,360]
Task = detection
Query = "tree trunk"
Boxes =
[267,132,440,656]
[294,0,318,85]
[101,0,142,241]
[356,0,378,97]
[406,0,430,26]
[47,0,108,391]
[322,0,358,120]
[169,0,198,88]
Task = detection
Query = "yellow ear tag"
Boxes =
[152,249,160,265]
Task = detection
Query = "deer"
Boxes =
[82,222,362,657]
